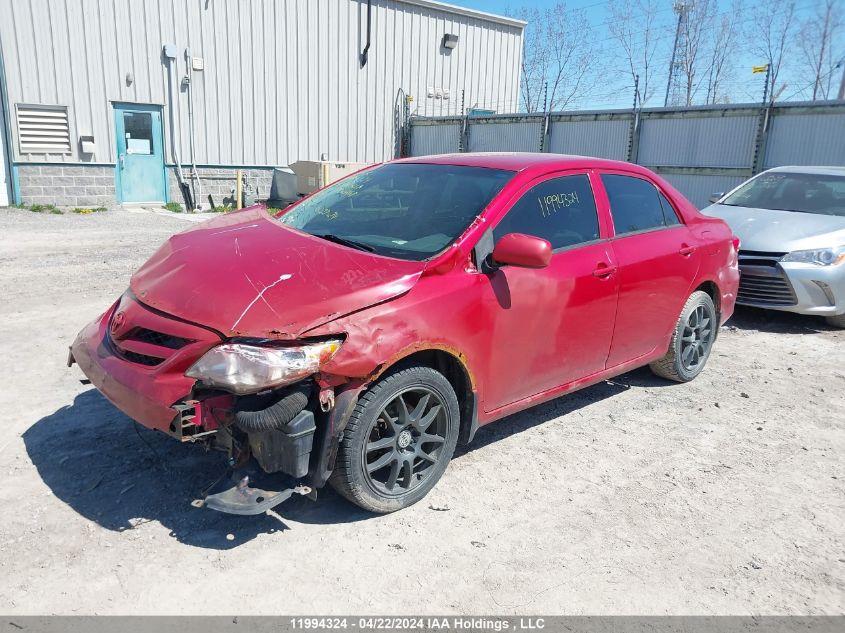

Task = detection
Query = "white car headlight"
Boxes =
[781,247,845,267]
[186,339,343,394]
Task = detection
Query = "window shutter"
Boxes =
[16,105,72,154]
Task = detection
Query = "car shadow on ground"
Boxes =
[727,305,838,334]
[25,378,636,548]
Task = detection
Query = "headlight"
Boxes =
[781,247,845,266]
[186,339,342,394]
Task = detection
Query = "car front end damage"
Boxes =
[69,291,366,515]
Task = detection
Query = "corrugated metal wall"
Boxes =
[410,120,460,155]
[764,108,845,168]
[548,116,631,160]
[637,113,757,168]
[0,0,523,166]
[409,102,845,208]
[467,118,541,152]
[659,173,747,207]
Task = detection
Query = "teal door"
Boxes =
[114,103,166,203]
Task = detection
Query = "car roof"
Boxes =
[764,165,845,177]
[392,152,643,174]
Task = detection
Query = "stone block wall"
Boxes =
[16,164,276,209]
[18,165,116,208]
[167,167,275,209]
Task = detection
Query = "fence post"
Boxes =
[540,112,551,152]
[539,83,550,152]
[459,89,468,152]
[627,111,641,164]
[627,75,642,163]
[751,104,773,174]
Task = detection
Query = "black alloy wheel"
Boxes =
[330,366,460,513]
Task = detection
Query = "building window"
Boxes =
[15,104,71,154]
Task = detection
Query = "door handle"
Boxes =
[679,244,696,257]
[119,154,126,169]
[592,263,617,278]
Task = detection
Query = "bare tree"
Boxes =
[798,0,843,100]
[517,3,599,112]
[517,6,549,113]
[703,1,742,104]
[746,0,797,103]
[606,0,664,106]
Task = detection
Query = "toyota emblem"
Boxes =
[110,311,126,333]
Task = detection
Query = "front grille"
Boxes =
[126,327,193,350]
[120,349,164,367]
[737,250,796,307]
[107,299,199,367]
[738,249,787,267]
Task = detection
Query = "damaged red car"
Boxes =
[70,153,739,515]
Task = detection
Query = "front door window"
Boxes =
[123,112,154,155]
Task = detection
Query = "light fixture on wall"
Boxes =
[442,33,458,49]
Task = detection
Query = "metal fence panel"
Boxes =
[407,102,845,207]
[764,111,845,168]
[638,114,758,168]
[411,123,461,156]
[467,121,542,152]
[660,173,747,209]
[548,118,630,160]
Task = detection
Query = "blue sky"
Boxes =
[447,0,825,111]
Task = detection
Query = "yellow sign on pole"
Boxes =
[752,65,769,74]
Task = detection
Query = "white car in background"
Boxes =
[702,166,845,328]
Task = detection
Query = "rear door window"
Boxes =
[493,174,600,250]
[601,174,670,235]
[657,190,682,226]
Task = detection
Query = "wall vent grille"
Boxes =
[16,105,71,154]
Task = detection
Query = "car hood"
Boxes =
[130,206,426,338]
[702,203,845,252]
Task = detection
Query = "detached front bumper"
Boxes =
[70,294,223,433]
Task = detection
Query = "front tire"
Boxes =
[329,366,460,513]
[650,290,717,383]
[825,314,845,329]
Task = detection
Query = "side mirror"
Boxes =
[708,192,725,204]
[491,233,552,269]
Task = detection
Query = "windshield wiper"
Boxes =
[314,233,376,252]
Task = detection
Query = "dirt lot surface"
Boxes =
[0,207,842,615]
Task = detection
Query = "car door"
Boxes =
[480,170,619,412]
[598,172,700,368]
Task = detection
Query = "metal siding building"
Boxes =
[0,0,524,207]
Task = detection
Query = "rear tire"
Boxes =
[329,366,460,513]
[825,314,845,329]
[650,291,717,383]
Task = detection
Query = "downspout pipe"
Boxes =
[0,45,17,204]
[360,0,372,67]
[184,48,201,211]
[163,44,193,210]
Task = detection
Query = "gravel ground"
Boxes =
[0,206,842,615]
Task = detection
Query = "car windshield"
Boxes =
[721,172,845,217]
[277,163,514,260]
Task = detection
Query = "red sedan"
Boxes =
[70,153,739,514]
